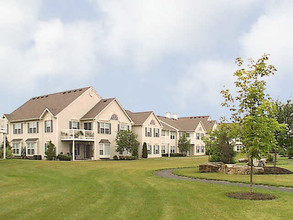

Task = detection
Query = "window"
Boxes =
[12,143,20,155]
[28,122,39,134]
[110,114,118,120]
[98,122,111,134]
[161,146,166,154]
[196,133,200,140]
[196,145,200,153]
[75,144,80,156]
[145,127,152,137]
[118,124,129,131]
[170,131,175,139]
[150,120,155,125]
[44,143,48,155]
[100,143,110,156]
[162,130,166,136]
[45,120,53,133]
[13,123,23,134]
[170,146,175,153]
[6,124,9,134]
[147,145,152,154]
[69,121,80,129]
[154,128,160,137]
[153,145,160,154]
[201,146,205,153]
[186,133,190,138]
[84,122,92,130]
[27,142,35,155]
[201,133,205,139]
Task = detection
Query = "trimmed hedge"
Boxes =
[119,155,137,160]
[57,154,72,161]
[162,153,186,157]
[113,155,119,160]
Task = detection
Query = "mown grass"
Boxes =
[0,156,292,220]
[174,157,293,187]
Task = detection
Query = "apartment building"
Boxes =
[126,111,163,158]
[158,113,218,156]
[3,86,217,160]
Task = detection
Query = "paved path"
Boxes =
[155,168,293,193]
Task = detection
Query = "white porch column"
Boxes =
[72,140,75,161]
[168,144,170,157]
[3,133,6,160]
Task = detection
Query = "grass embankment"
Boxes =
[0,156,292,220]
[174,156,293,188]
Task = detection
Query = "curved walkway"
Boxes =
[155,168,293,193]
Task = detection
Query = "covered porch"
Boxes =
[63,140,95,160]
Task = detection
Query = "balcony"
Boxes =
[61,129,94,141]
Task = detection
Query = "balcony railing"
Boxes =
[61,129,94,141]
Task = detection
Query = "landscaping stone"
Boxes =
[219,164,264,175]
[199,162,224,173]
[263,166,293,174]
[238,158,248,163]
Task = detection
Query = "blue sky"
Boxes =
[0,0,292,121]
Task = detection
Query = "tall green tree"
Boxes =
[178,132,191,155]
[142,142,148,158]
[116,130,139,157]
[275,100,293,159]
[203,123,238,164]
[46,141,56,160]
[0,137,13,159]
[221,54,284,192]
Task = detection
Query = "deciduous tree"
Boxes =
[178,132,191,155]
[116,130,139,158]
[221,54,284,192]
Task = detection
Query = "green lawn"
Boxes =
[174,156,293,188]
[0,157,292,220]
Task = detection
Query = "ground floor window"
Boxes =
[201,146,205,153]
[27,142,35,155]
[236,145,242,151]
[99,143,110,156]
[161,146,166,154]
[154,145,160,154]
[196,145,200,153]
[147,145,152,154]
[12,143,20,155]
[170,146,175,153]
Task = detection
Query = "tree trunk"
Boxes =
[274,150,277,167]
[250,156,253,193]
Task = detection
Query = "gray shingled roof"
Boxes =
[5,87,91,122]
[81,98,115,120]
[126,110,153,125]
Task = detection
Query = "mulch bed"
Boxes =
[226,192,276,200]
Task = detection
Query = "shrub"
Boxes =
[46,141,56,160]
[142,142,148,158]
[119,155,137,160]
[170,153,186,157]
[0,138,13,159]
[113,155,119,160]
[57,154,72,161]
[266,154,273,162]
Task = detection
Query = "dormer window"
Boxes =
[110,114,118,120]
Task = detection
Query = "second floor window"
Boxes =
[154,128,160,137]
[145,127,152,137]
[69,121,80,129]
[186,133,190,138]
[84,122,92,130]
[28,122,39,134]
[162,130,166,136]
[170,131,175,139]
[196,133,200,140]
[13,123,23,134]
[118,124,129,131]
[98,122,111,134]
[45,120,53,133]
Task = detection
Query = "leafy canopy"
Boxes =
[221,54,285,160]
[178,132,192,155]
[116,130,139,157]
